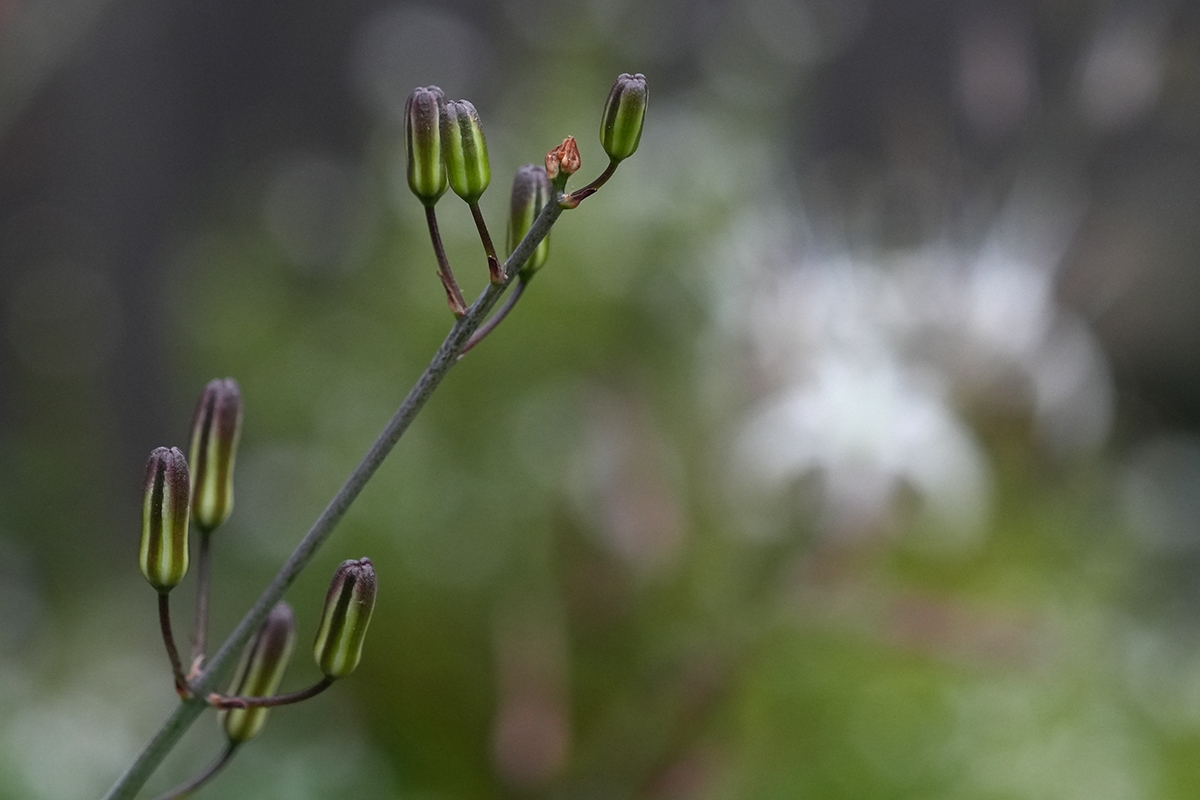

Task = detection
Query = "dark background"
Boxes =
[3,0,1200,797]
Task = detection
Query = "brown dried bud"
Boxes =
[545,136,581,181]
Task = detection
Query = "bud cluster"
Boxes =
[118,73,646,798]
[134,379,379,757]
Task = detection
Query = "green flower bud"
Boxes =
[139,446,190,592]
[600,73,648,163]
[440,99,491,204]
[187,378,243,531]
[507,164,552,277]
[313,558,377,679]
[405,86,448,207]
[221,602,296,744]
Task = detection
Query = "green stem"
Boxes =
[102,195,564,800]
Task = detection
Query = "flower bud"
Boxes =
[600,73,648,163]
[507,164,552,277]
[221,602,297,744]
[187,378,243,531]
[440,99,491,204]
[313,558,377,679]
[139,446,191,592]
[405,86,448,207]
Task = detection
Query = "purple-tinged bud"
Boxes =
[187,378,243,531]
[507,164,552,278]
[600,73,647,163]
[313,558,377,679]
[221,602,296,743]
[440,99,491,204]
[405,86,448,207]
[139,447,191,592]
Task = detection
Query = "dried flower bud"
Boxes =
[139,446,191,592]
[545,136,581,182]
[405,86,448,207]
[507,164,552,277]
[221,602,297,744]
[187,378,243,531]
[313,558,377,679]
[440,99,491,204]
[600,73,647,163]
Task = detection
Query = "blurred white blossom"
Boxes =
[713,182,1113,541]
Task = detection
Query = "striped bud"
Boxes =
[440,99,491,204]
[600,73,648,163]
[221,602,296,744]
[139,447,191,592]
[405,86,448,207]
[187,378,243,531]
[313,558,377,679]
[507,164,552,278]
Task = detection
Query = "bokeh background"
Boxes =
[4,0,1200,797]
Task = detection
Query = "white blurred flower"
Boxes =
[713,181,1113,541]
[734,351,989,540]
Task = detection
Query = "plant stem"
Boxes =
[459,278,527,358]
[102,194,564,800]
[150,742,238,800]
[158,593,189,698]
[468,201,502,283]
[190,529,213,667]
[209,676,334,709]
[425,206,467,316]
[568,158,618,205]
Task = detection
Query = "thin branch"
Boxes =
[468,201,502,283]
[208,676,334,709]
[102,194,565,800]
[158,593,190,699]
[459,278,527,359]
[567,158,618,205]
[151,741,239,800]
[426,206,467,316]
[190,529,213,667]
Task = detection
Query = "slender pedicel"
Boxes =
[150,742,239,800]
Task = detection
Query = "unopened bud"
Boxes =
[600,73,647,163]
[139,446,190,592]
[221,602,296,743]
[405,86,448,206]
[545,136,580,181]
[187,378,243,531]
[313,558,377,679]
[507,164,552,278]
[440,99,491,204]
